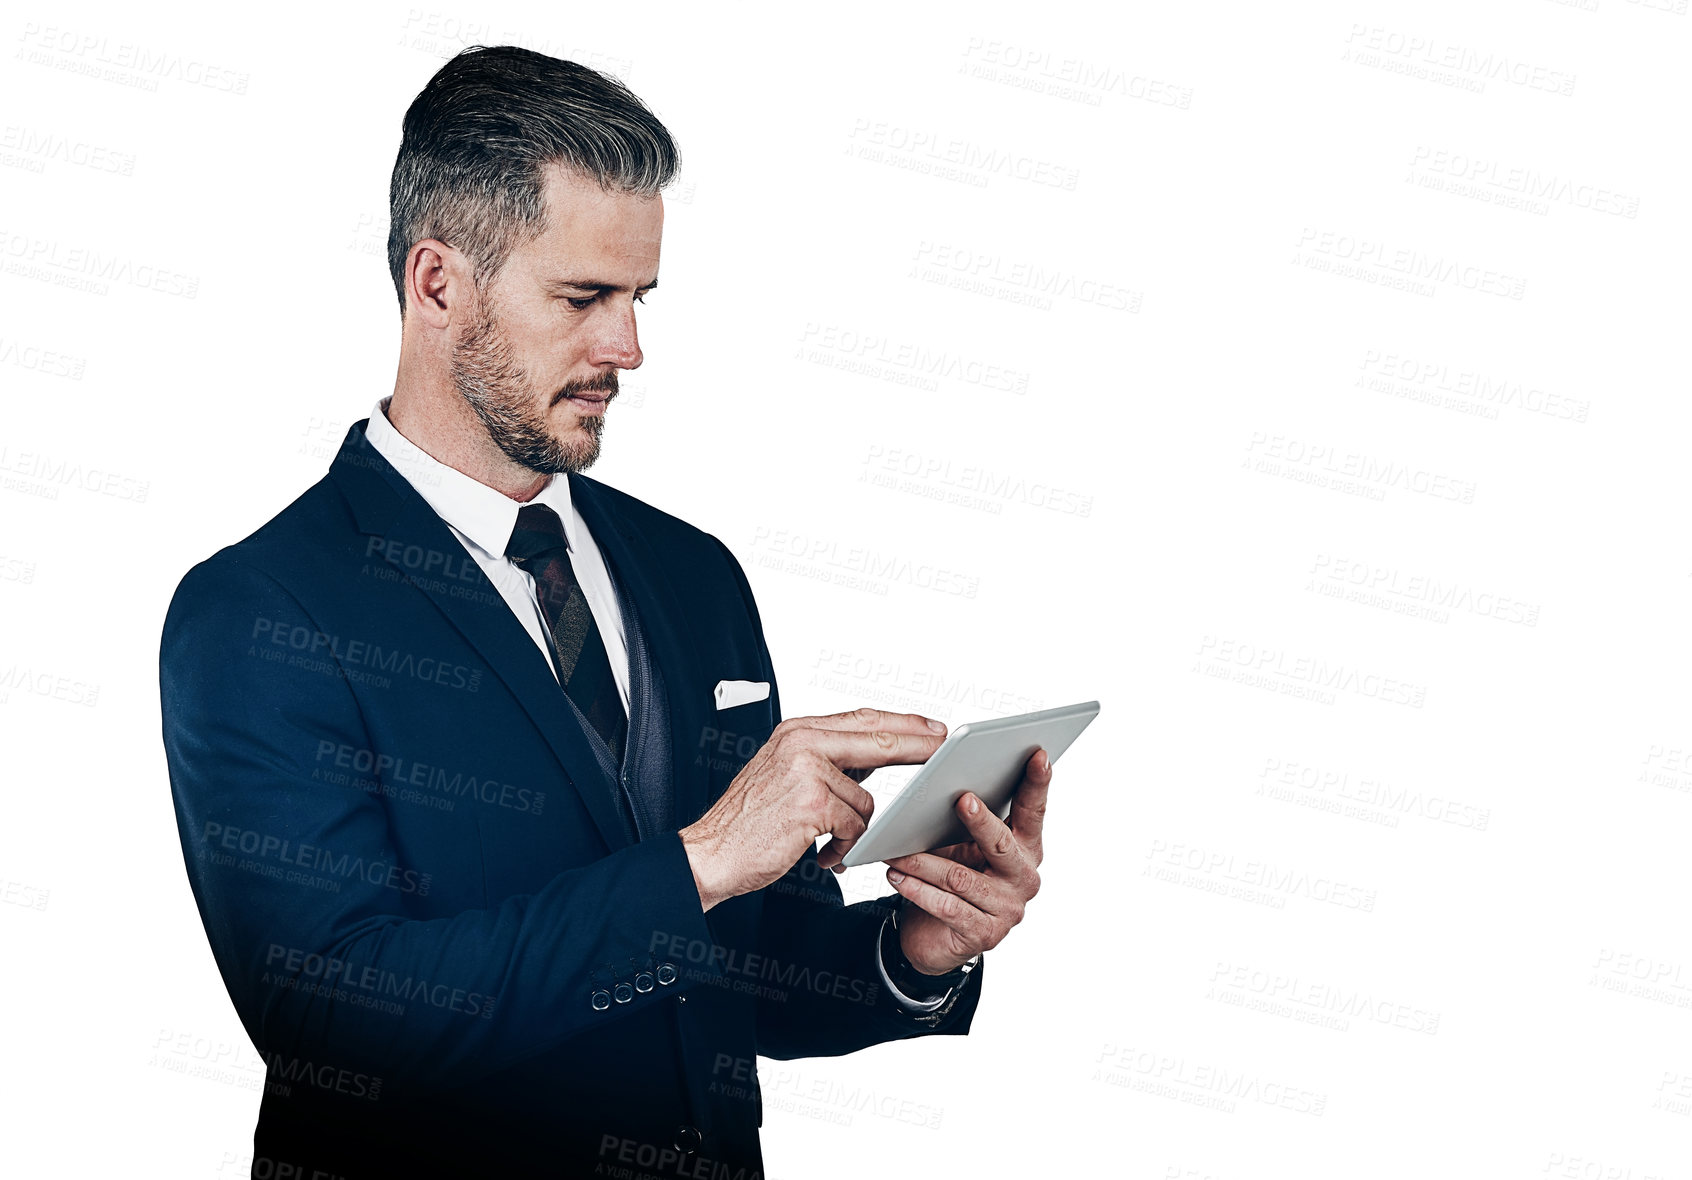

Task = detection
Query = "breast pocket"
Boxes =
[699,698,775,783]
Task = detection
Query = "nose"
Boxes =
[588,299,643,370]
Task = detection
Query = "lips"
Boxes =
[559,389,613,415]
[558,390,614,410]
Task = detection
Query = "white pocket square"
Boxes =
[714,679,770,710]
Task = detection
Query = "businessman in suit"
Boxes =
[159,46,1053,1178]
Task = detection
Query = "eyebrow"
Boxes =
[544,276,659,295]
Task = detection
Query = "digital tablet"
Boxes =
[839,700,1101,868]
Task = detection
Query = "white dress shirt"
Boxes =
[363,396,630,716]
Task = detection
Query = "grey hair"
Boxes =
[387,45,679,317]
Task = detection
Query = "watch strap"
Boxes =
[878,901,979,1006]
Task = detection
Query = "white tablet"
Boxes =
[839,700,1101,868]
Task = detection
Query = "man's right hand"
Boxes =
[679,708,947,912]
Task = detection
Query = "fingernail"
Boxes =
[887,869,905,884]
[1043,751,1053,774]
[966,794,979,815]
[928,718,946,733]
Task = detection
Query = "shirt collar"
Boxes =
[364,395,578,558]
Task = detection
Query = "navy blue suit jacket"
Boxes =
[159,420,981,1178]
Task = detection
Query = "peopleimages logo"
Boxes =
[1146,838,1379,911]
[650,931,879,1007]
[363,535,483,583]
[16,23,251,94]
[262,944,497,1019]
[1295,228,1526,300]
[312,741,546,815]
[0,445,149,501]
[261,1050,383,1101]
[249,617,482,692]
[201,821,432,896]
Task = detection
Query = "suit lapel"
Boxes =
[328,421,634,855]
[568,471,713,830]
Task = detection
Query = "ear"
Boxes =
[403,239,466,330]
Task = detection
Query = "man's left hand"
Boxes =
[884,748,1052,976]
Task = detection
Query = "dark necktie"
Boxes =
[504,502,628,766]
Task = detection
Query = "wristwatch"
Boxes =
[877,900,981,1009]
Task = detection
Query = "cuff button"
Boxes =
[656,963,678,985]
[590,989,611,1011]
[613,982,634,1004]
[634,972,655,993]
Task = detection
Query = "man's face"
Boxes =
[449,164,663,475]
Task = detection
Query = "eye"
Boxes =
[634,292,648,304]
[564,296,595,310]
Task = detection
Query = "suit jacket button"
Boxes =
[673,1124,702,1153]
[656,963,678,985]
[590,990,611,1011]
[634,972,655,993]
[613,982,634,1004]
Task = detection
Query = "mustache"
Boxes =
[551,372,620,406]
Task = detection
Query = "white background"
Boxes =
[3,1,1690,1177]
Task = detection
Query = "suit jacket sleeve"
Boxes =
[159,555,728,1097]
[705,538,985,1059]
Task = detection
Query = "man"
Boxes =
[159,45,1052,1178]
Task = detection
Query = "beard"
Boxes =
[448,292,616,476]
